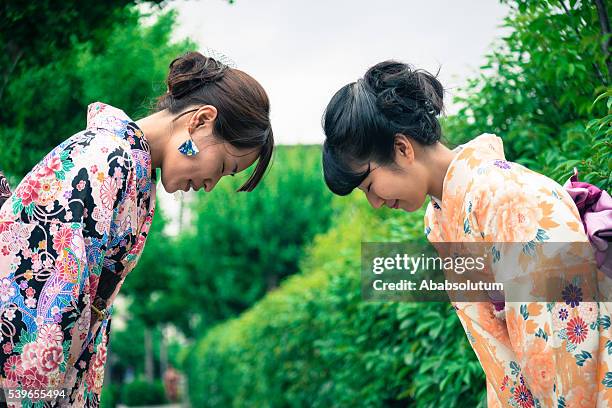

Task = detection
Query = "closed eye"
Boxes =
[231,163,238,177]
[367,182,372,193]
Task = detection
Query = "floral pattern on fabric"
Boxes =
[423,133,612,407]
[0,102,157,407]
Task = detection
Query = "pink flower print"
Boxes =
[0,278,16,302]
[25,287,34,297]
[16,177,40,207]
[38,344,64,374]
[76,180,86,191]
[92,207,112,235]
[37,323,64,345]
[93,345,107,370]
[36,156,62,178]
[25,297,36,308]
[52,225,74,253]
[4,355,23,382]
[3,342,13,354]
[21,341,43,370]
[1,222,31,253]
[100,175,119,210]
[90,165,98,174]
[21,366,49,391]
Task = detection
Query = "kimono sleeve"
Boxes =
[463,176,612,406]
[0,132,135,404]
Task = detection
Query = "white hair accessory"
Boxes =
[201,46,237,69]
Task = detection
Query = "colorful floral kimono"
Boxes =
[423,133,612,407]
[0,102,157,407]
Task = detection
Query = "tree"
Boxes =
[443,0,610,189]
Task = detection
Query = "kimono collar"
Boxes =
[430,133,506,209]
[86,102,134,133]
[86,101,155,182]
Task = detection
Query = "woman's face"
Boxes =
[354,135,430,212]
[160,105,261,193]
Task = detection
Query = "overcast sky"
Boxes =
[165,0,512,145]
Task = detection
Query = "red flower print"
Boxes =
[21,366,49,390]
[3,342,13,354]
[513,384,534,408]
[93,345,107,370]
[52,225,74,253]
[4,355,23,382]
[16,178,41,207]
[38,344,64,374]
[36,156,62,178]
[86,364,97,393]
[501,375,509,391]
[567,316,588,344]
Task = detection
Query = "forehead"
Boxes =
[223,143,261,172]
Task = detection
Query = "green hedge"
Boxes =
[181,197,486,407]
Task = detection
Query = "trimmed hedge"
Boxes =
[181,197,486,407]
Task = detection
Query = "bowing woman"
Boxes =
[321,60,611,406]
[0,51,273,407]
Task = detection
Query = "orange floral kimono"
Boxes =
[424,133,612,407]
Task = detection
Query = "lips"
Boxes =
[392,199,399,209]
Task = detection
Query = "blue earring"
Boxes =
[178,131,200,156]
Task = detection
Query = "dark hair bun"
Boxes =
[364,60,445,144]
[166,51,228,99]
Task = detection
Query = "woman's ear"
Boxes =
[188,105,218,133]
[394,133,415,164]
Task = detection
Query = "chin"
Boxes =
[400,200,421,213]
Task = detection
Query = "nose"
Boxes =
[365,191,384,209]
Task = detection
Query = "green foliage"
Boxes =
[169,145,336,335]
[0,6,195,178]
[100,382,121,408]
[181,198,486,407]
[120,378,167,406]
[0,1,163,102]
[443,0,610,189]
[182,1,610,406]
[534,90,611,189]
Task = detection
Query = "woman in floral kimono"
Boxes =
[321,60,612,406]
[0,51,273,407]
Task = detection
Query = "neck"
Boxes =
[426,142,457,202]
[135,110,174,171]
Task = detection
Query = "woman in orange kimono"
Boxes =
[321,60,611,406]
[0,51,274,407]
